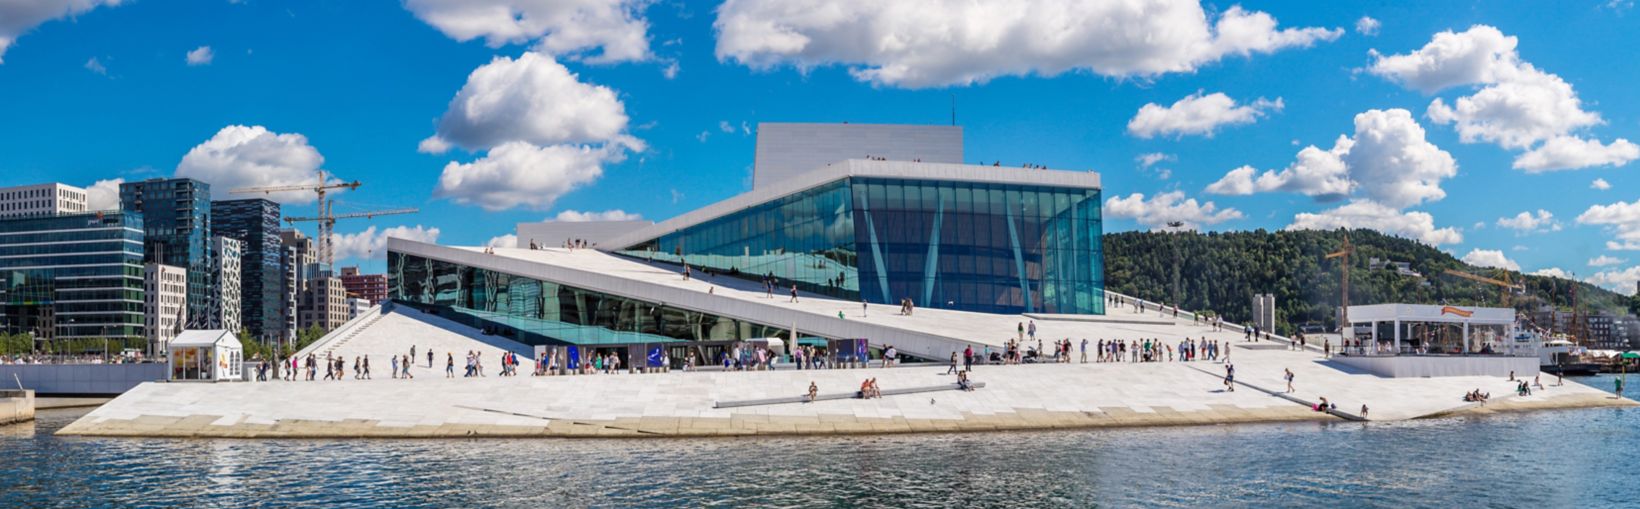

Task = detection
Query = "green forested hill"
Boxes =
[1102,229,1639,335]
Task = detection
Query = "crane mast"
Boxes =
[230,170,416,271]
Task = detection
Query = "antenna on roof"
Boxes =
[949,93,957,126]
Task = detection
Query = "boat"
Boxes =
[1536,338,1602,376]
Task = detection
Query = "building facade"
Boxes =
[120,178,213,329]
[339,266,388,304]
[298,276,349,332]
[279,229,317,342]
[207,236,242,334]
[211,198,283,343]
[143,263,187,355]
[0,212,146,347]
[0,183,90,219]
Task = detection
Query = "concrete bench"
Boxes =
[713,382,986,409]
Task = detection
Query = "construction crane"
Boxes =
[231,170,417,269]
[1441,268,1525,307]
[1325,232,1355,335]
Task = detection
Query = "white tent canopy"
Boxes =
[168,330,243,381]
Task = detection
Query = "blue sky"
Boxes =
[1,0,1637,294]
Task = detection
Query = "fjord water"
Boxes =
[3,375,1636,508]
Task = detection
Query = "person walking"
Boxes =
[946,352,959,375]
[1284,368,1295,393]
[446,353,455,378]
[862,299,868,318]
[790,284,799,303]
[362,356,371,379]
[402,354,413,379]
[391,354,400,379]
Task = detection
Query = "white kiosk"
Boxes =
[167,330,243,382]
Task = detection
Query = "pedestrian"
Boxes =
[427,350,433,368]
[391,354,400,379]
[862,299,868,317]
[402,354,413,379]
[790,284,799,303]
[1284,368,1294,393]
[946,352,959,375]
[446,353,454,378]
[362,356,371,379]
[1080,338,1088,363]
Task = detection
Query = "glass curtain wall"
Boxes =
[617,180,858,300]
[389,253,793,347]
[850,178,1103,315]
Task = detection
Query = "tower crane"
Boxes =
[231,170,417,269]
[1325,232,1354,335]
[1440,268,1525,307]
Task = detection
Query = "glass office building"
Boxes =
[618,178,1105,315]
[212,198,283,342]
[0,212,146,344]
[389,252,794,346]
[121,178,213,329]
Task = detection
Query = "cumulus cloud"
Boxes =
[332,225,440,261]
[1590,255,1626,267]
[0,0,122,63]
[402,0,650,63]
[1592,178,1612,190]
[1355,16,1380,36]
[1495,209,1561,233]
[85,178,123,210]
[1370,25,1625,170]
[1587,265,1640,296]
[1127,92,1281,139]
[175,125,329,203]
[1286,200,1462,245]
[484,234,518,248]
[185,46,214,66]
[1103,191,1242,230]
[553,209,642,222]
[83,56,107,75]
[420,52,633,153]
[714,0,1340,88]
[1207,109,1453,209]
[1530,267,1573,280]
[1577,199,1640,249]
[1461,248,1519,271]
[434,141,630,211]
[1136,152,1174,168]
[1512,136,1638,172]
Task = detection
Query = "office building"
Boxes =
[339,266,388,304]
[207,236,242,334]
[144,263,187,355]
[120,178,213,329]
[211,198,283,343]
[0,211,146,348]
[299,276,349,332]
[0,183,90,219]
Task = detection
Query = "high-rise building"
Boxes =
[299,276,349,332]
[339,266,387,304]
[211,199,283,343]
[120,178,213,329]
[0,211,145,349]
[207,236,242,334]
[280,229,318,339]
[0,183,89,219]
[143,263,187,355]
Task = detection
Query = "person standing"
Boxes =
[946,352,959,375]
[446,353,455,378]
[963,345,974,371]
[1027,321,1036,342]
[402,354,413,379]
[862,299,868,318]
[790,284,799,303]
[427,349,434,368]
[391,354,400,379]
[1284,368,1295,393]
[1080,338,1089,363]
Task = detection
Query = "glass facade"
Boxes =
[212,198,283,342]
[121,178,213,329]
[619,177,1104,315]
[389,252,795,347]
[0,212,146,342]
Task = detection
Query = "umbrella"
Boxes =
[1620,352,1640,359]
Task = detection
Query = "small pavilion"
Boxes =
[167,330,243,381]
[1346,304,1516,355]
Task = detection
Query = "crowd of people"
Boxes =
[0,353,155,365]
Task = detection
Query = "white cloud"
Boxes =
[553,209,642,222]
[420,52,633,153]
[1127,92,1281,139]
[1530,267,1573,280]
[714,1,1340,88]
[1577,198,1640,248]
[83,56,106,75]
[85,178,123,210]
[1370,25,1623,170]
[1590,255,1626,267]
[185,45,214,66]
[718,120,735,133]
[175,125,328,203]
[332,225,440,261]
[434,141,629,211]
[1586,266,1640,296]
[1104,190,1242,230]
[1286,200,1462,246]
[402,0,650,63]
[484,234,518,248]
[1461,248,1519,271]
[1206,108,1452,209]
[0,0,122,63]
[1136,152,1174,168]
[1355,16,1380,36]
[1512,136,1638,172]
[1495,209,1561,233]
[695,131,710,143]
[1592,178,1612,190]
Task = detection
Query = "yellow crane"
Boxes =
[232,170,417,269]
[1441,268,1525,307]
[1325,233,1354,334]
